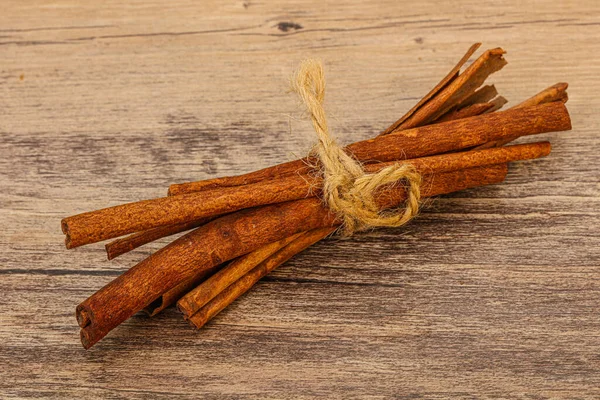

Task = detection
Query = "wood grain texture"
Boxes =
[1,0,599,398]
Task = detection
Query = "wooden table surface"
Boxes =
[1,1,599,398]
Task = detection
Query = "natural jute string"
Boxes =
[291,59,422,235]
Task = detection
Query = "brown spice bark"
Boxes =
[176,233,306,317]
[434,102,494,123]
[380,47,507,133]
[485,96,509,113]
[456,85,499,108]
[474,83,569,150]
[77,164,507,348]
[105,218,213,260]
[144,233,304,316]
[513,82,568,109]
[167,102,569,198]
[186,227,335,329]
[379,43,482,135]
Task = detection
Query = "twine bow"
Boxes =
[291,59,422,235]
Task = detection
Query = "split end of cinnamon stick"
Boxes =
[76,306,97,349]
[76,307,90,328]
[514,82,568,109]
[61,219,75,249]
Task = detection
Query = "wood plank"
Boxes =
[1,0,599,397]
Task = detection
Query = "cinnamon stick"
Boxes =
[105,218,213,260]
[380,43,482,135]
[142,262,223,317]
[175,232,307,318]
[513,82,568,109]
[167,101,568,198]
[433,84,504,123]
[77,164,507,348]
[474,83,569,150]
[485,96,509,113]
[434,102,494,123]
[144,233,304,316]
[186,227,335,329]
[381,47,507,133]
[457,84,499,108]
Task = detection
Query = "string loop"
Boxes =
[291,59,421,235]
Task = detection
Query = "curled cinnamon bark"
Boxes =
[105,218,213,260]
[380,43,483,135]
[175,232,307,318]
[513,82,568,109]
[434,102,495,123]
[144,233,304,316]
[167,102,568,198]
[474,83,569,150]
[185,227,335,329]
[457,84,499,107]
[381,47,507,133]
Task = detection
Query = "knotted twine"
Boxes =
[290,59,422,235]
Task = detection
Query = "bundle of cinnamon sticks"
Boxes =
[62,43,571,349]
